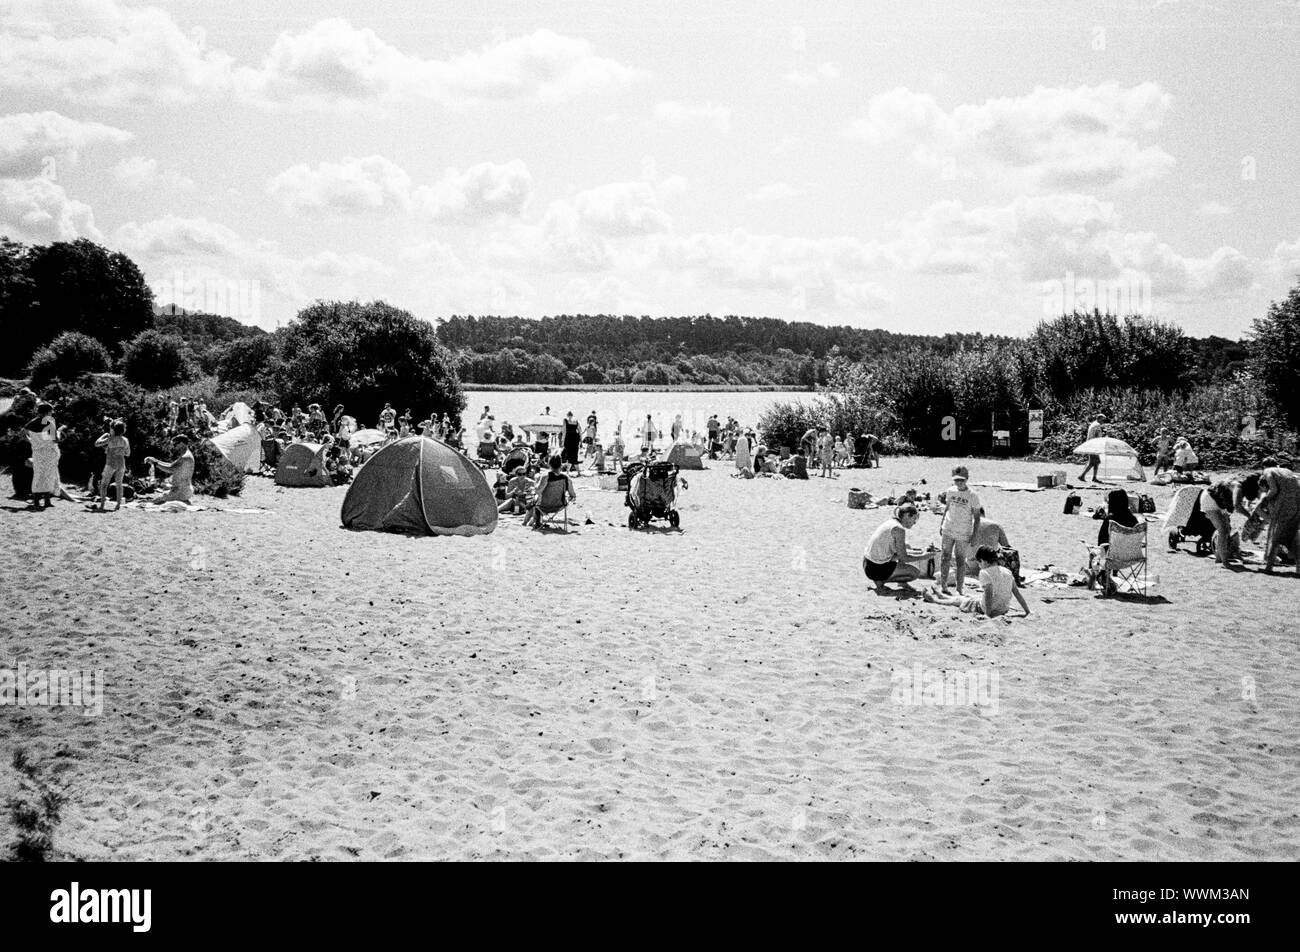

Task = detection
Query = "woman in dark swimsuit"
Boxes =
[562,410,581,469]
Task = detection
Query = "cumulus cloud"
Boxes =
[0,4,636,109]
[846,82,1175,190]
[266,156,532,221]
[0,111,132,176]
[784,62,841,87]
[653,100,732,133]
[0,175,100,241]
[567,181,672,236]
[267,155,413,213]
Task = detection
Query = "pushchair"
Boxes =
[626,461,681,529]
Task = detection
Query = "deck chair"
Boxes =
[1099,520,1148,595]
[529,472,571,532]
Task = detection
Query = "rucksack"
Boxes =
[1064,493,1082,515]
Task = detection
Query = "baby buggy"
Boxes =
[626,461,681,529]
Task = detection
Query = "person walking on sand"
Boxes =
[1078,413,1107,482]
[938,465,981,595]
[144,435,196,505]
[25,402,61,510]
[93,419,131,511]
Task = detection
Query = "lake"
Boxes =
[463,389,819,442]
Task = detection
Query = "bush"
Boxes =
[38,376,171,485]
[190,438,244,498]
[25,332,111,389]
[216,334,282,389]
[273,300,465,431]
[1249,282,1300,431]
[757,399,831,450]
[121,330,194,390]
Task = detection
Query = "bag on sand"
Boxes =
[1063,493,1082,515]
[1138,493,1156,514]
[996,547,1022,584]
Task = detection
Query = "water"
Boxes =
[464,390,816,443]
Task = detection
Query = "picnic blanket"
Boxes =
[970,481,1047,492]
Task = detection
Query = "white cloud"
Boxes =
[654,100,732,133]
[0,175,100,241]
[784,62,841,87]
[0,111,132,176]
[568,181,672,236]
[416,161,533,223]
[267,155,413,214]
[847,82,1175,190]
[1198,201,1232,216]
[0,5,636,109]
[748,182,816,203]
[244,20,636,108]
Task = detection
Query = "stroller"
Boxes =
[625,461,681,529]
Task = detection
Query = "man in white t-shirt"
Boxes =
[938,465,981,595]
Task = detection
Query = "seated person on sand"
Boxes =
[925,545,1030,617]
[780,448,809,479]
[143,435,195,504]
[863,503,925,593]
[499,467,534,515]
[1087,489,1140,593]
[964,507,1011,576]
[524,455,577,527]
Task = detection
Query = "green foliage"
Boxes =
[25,332,112,389]
[190,437,244,498]
[5,238,154,373]
[757,399,830,450]
[274,300,465,429]
[1249,283,1300,430]
[38,375,171,485]
[215,333,282,388]
[155,308,266,375]
[121,329,195,390]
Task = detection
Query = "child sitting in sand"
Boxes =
[93,419,131,511]
[926,545,1029,618]
[498,468,534,515]
[938,465,981,596]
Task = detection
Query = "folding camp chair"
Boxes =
[1098,520,1149,595]
[529,473,571,532]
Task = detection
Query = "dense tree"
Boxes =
[216,333,283,388]
[274,300,464,429]
[121,329,195,390]
[17,239,154,366]
[25,331,112,389]
[1249,282,1300,430]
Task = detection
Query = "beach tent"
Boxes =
[210,423,263,472]
[1074,436,1145,482]
[348,428,387,448]
[341,437,497,536]
[666,442,705,470]
[218,401,255,430]
[275,442,331,487]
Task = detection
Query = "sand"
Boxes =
[1,456,1297,861]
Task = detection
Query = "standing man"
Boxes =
[1078,413,1107,482]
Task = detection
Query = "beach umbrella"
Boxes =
[522,413,563,434]
[1073,436,1138,457]
[349,428,387,447]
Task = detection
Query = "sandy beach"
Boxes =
[2,456,1297,861]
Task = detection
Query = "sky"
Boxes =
[2,0,1299,337]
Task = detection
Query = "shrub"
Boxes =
[757,399,832,450]
[25,332,111,389]
[190,438,244,498]
[215,334,282,389]
[121,329,195,390]
[273,300,465,431]
[1249,282,1300,431]
[39,375,171,485]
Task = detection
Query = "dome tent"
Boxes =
[276,442,330,487]
[341,437,497,536]
[665,442,704,470]
[210,423,263,473]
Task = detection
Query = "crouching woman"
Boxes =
[864,502,924,593]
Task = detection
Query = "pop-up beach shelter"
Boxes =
[340,437,497,536]
[210,423,263,472]
[1074,436,1145,482]
[666,442,704,469]
[275,442,331,487]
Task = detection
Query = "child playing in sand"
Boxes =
[926,545,1029,617]
[938,465,981,596]
[93,419,131,511]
